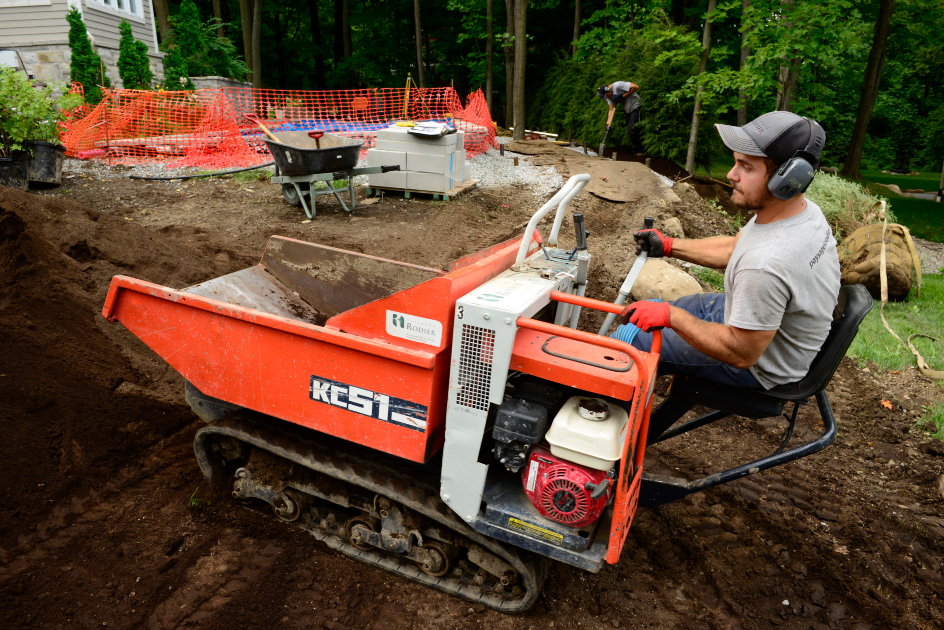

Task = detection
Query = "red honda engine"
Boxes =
[521,445,611,528]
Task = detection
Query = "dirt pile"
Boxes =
[0,187,244,536]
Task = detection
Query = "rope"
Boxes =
[876,200,944,380]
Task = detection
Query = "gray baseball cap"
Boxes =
[715,112,825,166]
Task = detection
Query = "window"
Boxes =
[87,0,144,19]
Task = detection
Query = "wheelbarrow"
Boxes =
[259,124,400,219]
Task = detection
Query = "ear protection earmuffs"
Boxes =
[767,119,826,201]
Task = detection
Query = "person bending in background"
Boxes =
[613,111,840,390]
[597,82,644,155]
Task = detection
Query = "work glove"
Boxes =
[620,300,671,332]
[634,228,673,258]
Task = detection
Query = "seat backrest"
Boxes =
[767,283,874,400]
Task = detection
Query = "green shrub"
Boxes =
[161,0,248,89]
[117,21,153,90]
[66,7,110,104]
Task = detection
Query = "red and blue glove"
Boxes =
[620,300,671,332]
[635,229,673,258]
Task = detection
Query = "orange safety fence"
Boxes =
[61,86,496,170]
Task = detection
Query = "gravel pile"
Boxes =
[470,138,564,198]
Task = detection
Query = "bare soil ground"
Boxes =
[1,156,942,630]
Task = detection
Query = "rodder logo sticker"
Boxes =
[386,310,443,347]
[309,375,428,433]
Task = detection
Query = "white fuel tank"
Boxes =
[544,396,629,471]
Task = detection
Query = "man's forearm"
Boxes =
[668,307,761,369]
[606,106,616,126]
[670,234,737,269]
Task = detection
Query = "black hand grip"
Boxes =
[644,216,654,229]
[573,213,588,251]
[585,478,611,500]
[381,165,401,173]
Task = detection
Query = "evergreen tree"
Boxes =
[163,45,194,90]
[117,21,153,90]
[66,7,111,104]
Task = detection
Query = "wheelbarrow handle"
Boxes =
[307,130,325,140]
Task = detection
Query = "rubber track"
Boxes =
[194,412,550,613]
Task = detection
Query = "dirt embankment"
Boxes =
[0,161,942,630]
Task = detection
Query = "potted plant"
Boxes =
[25,91,83,187]
[0,66,50,190]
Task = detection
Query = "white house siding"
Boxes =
[0,0,164,89]
[81,0,158,55]
[0,0,71,46]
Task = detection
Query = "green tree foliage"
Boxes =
[65,6,111,104]
[161,0,248,89]
[531,12,721,168]
[118,21,154,90]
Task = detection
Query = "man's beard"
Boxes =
[731,184,775,211]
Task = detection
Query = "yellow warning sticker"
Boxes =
[508,518,564,545]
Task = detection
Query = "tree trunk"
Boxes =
[486,0,494,113]
[251,0,262,89]
[572,0,581,56]
[334,0,344,69]
[512,0,526,140]
[153,0,171,40]
[343,0,352,59]
[413,0,425,87]
[503,0,515,128]
[240,0,253,78]
[840,0,896,179]
[684,0,716,174]
[737,0,751,126]
[307,0,326,89]
[775,58,801,111]
[212,0,224,37]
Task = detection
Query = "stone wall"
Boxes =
[13,41,164,93]
[190,76,251,90]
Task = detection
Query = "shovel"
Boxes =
[245,114,280,143]
[598,124,612,157]
[308,130,324,149]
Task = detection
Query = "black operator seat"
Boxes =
[640,284,874,507]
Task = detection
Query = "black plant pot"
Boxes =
[26,140,66,187]
[0,151,30,191]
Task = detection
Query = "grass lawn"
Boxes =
[846,273,944,438]
[847,273,944,373]
[861,169,942,192]
[862,183,944,243]
[694,154,735,179]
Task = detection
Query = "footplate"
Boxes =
[194,411,550,613]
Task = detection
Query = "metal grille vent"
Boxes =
[456,324,495,411]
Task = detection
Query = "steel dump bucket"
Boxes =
[264,131,364,176]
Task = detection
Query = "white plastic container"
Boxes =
[544,396,629,470]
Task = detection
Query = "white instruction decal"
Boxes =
[386,310,443,347]
[526,460,539,492]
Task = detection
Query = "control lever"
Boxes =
[569,212,590,260]
[597,216,655,336]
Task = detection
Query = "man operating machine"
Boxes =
[614,111,840,390]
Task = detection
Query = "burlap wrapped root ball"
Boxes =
[839,223,914,299]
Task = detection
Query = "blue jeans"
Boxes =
[612,293,762,389]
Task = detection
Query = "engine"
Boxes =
[493,389,626,530]
[522,445,611,528]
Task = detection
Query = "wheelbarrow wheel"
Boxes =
[281,183,310,207]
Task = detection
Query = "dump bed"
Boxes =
[103,234,538,463]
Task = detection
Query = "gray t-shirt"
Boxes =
[723,199,840,389]
[608,81,642,114]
